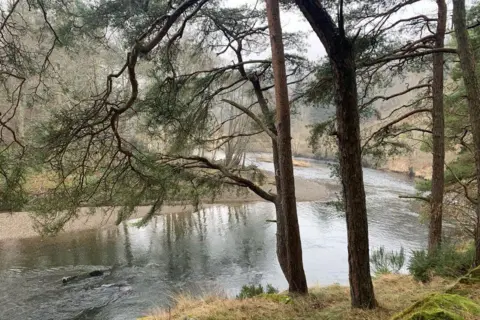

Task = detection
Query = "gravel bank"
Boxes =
[0,175,338,241]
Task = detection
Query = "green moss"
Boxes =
[391,293,480,320]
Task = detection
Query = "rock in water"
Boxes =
[62,275,78,284]
[62,269,108,284]
[88,270,105,277]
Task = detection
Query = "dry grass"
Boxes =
[140,275,453,320]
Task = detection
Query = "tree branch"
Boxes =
[399,195,431,202]
[168,155,277,202]
[360,84,430,109]
[362,108,432,151]
[361,48,457,67]
[445,163,478,205]
[221,99,277,142]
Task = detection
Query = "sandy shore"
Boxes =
[0,175,338,241]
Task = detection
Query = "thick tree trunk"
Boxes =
[265,0,308,294]
[429,0,447,254]
[452,0,480,266]
[294,0,376,308]
[335,47,377,310]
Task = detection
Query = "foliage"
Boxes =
[415,179,432,193]
[370,246,405,275]
[408,243,475,282]
[0,147,28,212]
[303,61,334,106]
[11,0,306,234]
[325,161,345,211]
[236,283,278,299]
[408,250,434,283]
[308,120,335,154]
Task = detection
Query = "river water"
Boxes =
[0,159,427,320]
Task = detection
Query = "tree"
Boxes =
[452,0,480,265]
[26,0,311,293]
[285,0,456,308]
[0,0,66,211]
[303,0,454,258]
[265,0,307,294]
[292,0,377,308]
[429,0,447,254]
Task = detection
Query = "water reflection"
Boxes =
[0,199,427,320]
[0,164,428,320]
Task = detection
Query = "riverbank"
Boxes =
[255,150,431,180]
[0,174,338,241]
[140,273,480,320]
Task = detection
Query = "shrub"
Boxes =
[434,243,475,277]
[408,250,434,282]
[370,246,405,275]
[408,243,475,282]
[236,283,278,299]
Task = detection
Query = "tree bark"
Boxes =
[255,89,290,280]
[294,0,376,308]
[273,143,289,279]
[429,0,447,254]
[265,0,308,294]
[334,43,377,310]
[452,0,480,266]
[248,53,290,282]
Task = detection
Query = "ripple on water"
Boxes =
[0,162,428,320]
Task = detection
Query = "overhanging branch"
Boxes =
[221,99,277,142]
[167,155,277,202]
[362,108,432,151]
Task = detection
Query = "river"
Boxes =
[0,159,427,320]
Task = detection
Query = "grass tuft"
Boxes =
[140,275,455,320]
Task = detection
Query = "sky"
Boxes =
[223,0,443,61]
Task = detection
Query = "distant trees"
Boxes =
[0,0,62,210]
[452,0,480,266]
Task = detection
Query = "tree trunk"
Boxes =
[273,140,289,279]
[250,58,290,284]
[335,46,377,310]
[429,0,447,254]
[265,0,308,294]
[452,0,480,266]
[294,0,376,308]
